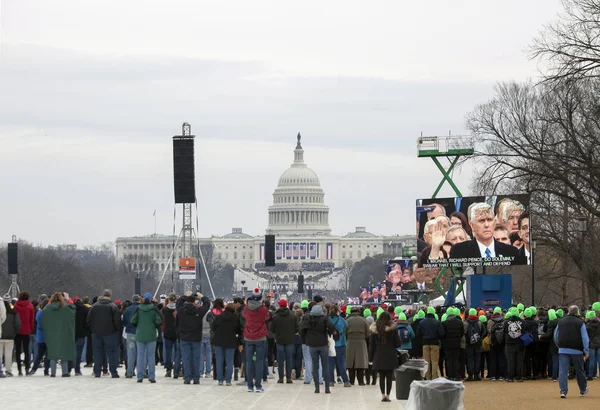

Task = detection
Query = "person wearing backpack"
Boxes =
[479,314,491,379]
[504,309,525,382]
[396,312,415,351]
[535,309,549,379]
[463,308,487,381]
[487,307,506,380]
[522,307,539,379]
[442,307,464,381]
[328,305,351,387]
[131,293,163,383]
[541,309,559,381]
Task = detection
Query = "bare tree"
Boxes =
[531,0,600,81]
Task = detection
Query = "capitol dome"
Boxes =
[267,134,331,236]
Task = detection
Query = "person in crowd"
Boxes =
[211,302,241,386]
[396,312,415,352]
[504,309,525,382]
[479,314,490,379]
[1,296,21,377]
[292,308,304,380]
[541,308,560,381]
[264,299,276,380]
[556,305,589,398]
[464,308,487,381]
[487,306,506,380]
[410,310,425,359]
[369,311,401,402]
[522,307,539,379]
[13,291,35,376]
[365,314,377,385]
[242,288,270,393]
[418,306,445,380]
[131,292,163,383]
[73,297,90,376]
[202,298,224,379]
[586,310,600,380]
[346,306,370,386]
[176,293,210,385]
[270,299,299,384]
[122,294,141,378]
[82,296,94,368]
[328,304,351,387]
[300,304,334,394]
[29,298,50,376]
[42,292,76,377]
[442,307,464,381]
[87,289,122,378]
[534,308,549,380]
[161,293,179,378]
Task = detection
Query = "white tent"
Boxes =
[430,292,465,307]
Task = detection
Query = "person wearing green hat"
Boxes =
[396,312,415,351]
[522,307,539,379]
[363,308,372,318]
[517,303,525,312]
[418,307,445,380]
[585,309,600,380]
[556,309,564,318]
[394,306,403,317]
[555,305,589,398]
[300,300,309,311]
[376,307,385,320]
[345,306,370,386]
[541,309,559,381]
[504,306,526,382]
[442,307,465,381]
[465,308,487,381]
[593,301,600,314]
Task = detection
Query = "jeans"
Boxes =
[293,344,303,379]
[75,337,86,373]
[588,347,600,378]
[276,344,294,380]
[551,353,559,379]
[174,340,182,376]
[31,342,50,374]
[199,337,212,376]
[126,334,137,376]
[30,334,38,361]
[136,341,157,381]
[164,338,178,371]
[214,346,235,383]
[245,340,266,389]
[50,360,69,376]
[559,353,587,395]
[466,346,481,378]
[505,344,524,380]
[329,345,349,384]
[180,341,201,382]
[302,344,322,383]
[423,344,440,379]
[92,333,119,376]
[310,346,330,390]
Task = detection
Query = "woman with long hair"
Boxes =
[300,304,335,394]
[369,311,401,402]
[42,292,76,377]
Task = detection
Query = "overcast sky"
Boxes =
[0,0,564,246]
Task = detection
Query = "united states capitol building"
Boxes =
[116,134,415,291]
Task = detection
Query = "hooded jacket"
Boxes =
[42,302,76,361]
[242,300,270,341]
[86,298,121,336]
[74,300,90,339]
[442,315,465,349]
[368,322,402,371]
[122,302,141,335]
[176,297,211,342]
[270,307,299,345]
[586,317,600,349]
[504,316,525,346]
[211,309,241,348]
[417,314,446,345]
[487,315,504,346]
[464,315,487,347]
[203,308,223,339]
[13,300,35,335]
[131,303,163,343]
[299,312,335,347]
[161,302,178,340]
[1,302,21,340]
[397,320,416,350]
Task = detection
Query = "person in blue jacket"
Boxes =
[328,305,351,387]
[397,312,416,351]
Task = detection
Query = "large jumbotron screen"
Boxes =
[416,195,531,269]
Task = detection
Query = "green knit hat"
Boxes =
[450,307,459,316]
[530,306,537,315]
[398,312,407,321]
[301,300,309,309]
[441,313,448,322]
[509,307,519,316]
[479,315,487,323]
[548,309,557,321]
[517,303,524,311]
[394,306,403,315]
[586,311,596,319]
[417,310,425,319]
[427,306,436,315]
[363,308,372,318]
[593,301,600,311]
[523,308,532,318]
[376,307,384,319]
[557,309,564,318]
[346,305,352,315]
[434,313,439,321]
[469,308,477,317]
[493,307,502,314]
[505,312,512,319]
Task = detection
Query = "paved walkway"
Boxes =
[2,367,410,409]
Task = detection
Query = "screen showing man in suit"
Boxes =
[416,194,530,268]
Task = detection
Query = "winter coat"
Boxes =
[13,300,35,335]
[176,298,211,342]
[542,319,559,354]
[131,303,163,343]
[300,314,335,348]
[269,307,299,345]
[397,321,416,350]
[418,314,445,345]
[345,313,370,369]
[42,302,76,361]
[522,318,539,345]
[211,310,241,349]
[410,318,424,357]
[1,303,21,340]
[329,314,349,347]
[464,316,487,348]
[35,309,45,343]
[368,322,402,371]
[161,304,178,340]
[0,301,5,337]
[87,298,121,336]
[122,302,141,335]
[74,301,90,339]
[487,315,505,347]
[504,316,525,347]
[587,317,600,349]
[442,315,464,350]
[203,308,223,340]
[242,300,270,341]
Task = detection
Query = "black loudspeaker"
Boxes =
[297,274,304,293]
[307,288,313,301]
[8,243,18,275]
[265,235,275,267]
[134,277,141,295]
[173,138,196,204]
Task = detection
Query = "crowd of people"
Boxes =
[0,289,599,401]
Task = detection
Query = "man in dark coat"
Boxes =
[270,299,299,383]
[73,298,90,376]
[86,289,121,378]
[442,307,464,381]
[417,307,445,380]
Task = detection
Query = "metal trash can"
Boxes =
[406,378,465,410]
[395,359,428,400]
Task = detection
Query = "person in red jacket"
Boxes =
[242,288,270,393]
[13,292,35,376]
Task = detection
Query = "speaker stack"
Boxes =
[8,242,18,275]
[265,235,275,267]
[173,126,196,204]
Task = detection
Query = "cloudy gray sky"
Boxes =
[0,0,563,246]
